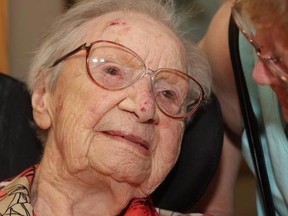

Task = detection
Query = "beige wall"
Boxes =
[8,0,63,81]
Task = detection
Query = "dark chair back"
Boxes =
[0,73,42,179]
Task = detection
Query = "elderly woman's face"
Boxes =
[33,11,185,196]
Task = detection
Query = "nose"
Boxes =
[252,60,277,85]
[118,76,159,123]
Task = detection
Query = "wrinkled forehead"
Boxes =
[80,11,186,71]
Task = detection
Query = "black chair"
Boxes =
[0,73,42,179]
[0,72,223,213]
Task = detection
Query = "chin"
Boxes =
[137,175,166,196]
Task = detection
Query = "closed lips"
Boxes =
[102,131,150,151]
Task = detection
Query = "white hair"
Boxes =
[27,0,211,96]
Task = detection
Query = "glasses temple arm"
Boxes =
[51,43,89,67]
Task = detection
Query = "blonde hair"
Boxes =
[240,0,288,28]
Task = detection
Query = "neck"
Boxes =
[31,153,134,215]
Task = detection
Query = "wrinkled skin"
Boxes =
[31,11,185,215]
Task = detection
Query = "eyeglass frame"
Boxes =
[231,0,288,85]
[51,39,206,119]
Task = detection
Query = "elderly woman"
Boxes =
[0,0,211,215]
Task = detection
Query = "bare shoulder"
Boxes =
[199,1,243,136]
[200,1,234,86]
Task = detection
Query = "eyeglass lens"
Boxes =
[86,41,203,118]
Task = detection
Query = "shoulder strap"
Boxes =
[228,15,275,216]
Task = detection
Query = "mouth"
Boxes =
[101,131,150,151]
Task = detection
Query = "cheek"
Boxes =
[51,93,92,170]
[155,120,183,173]
[158,120,183,160]
[53,82,114,129]
[80,92,127,132]
[139,120,183,194]
[50,86,109,170]
[252,61,275,85]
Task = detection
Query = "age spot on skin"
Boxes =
[107,18,131,35]
[109,19,126,26]
[140,101,152,112]
[56,102,63,113]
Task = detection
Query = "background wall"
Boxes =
[176,0,222,42]
[8,0,63,81]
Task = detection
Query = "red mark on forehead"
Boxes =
[106,18,131,36]
[109,18,126,26]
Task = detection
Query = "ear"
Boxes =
[31,82,52,130]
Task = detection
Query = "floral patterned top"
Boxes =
[0,166,37,216]
[0,166,212,216]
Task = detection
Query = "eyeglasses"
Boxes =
[231,0,288,85]
[51,40,205,119]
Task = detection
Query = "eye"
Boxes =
[155,87,181,105]
[102,65,122,77]
[161,89,177,100]
[89,62,129,88]
[90,62,125,79]
[154,88,183,116]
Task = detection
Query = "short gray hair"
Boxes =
[27,0,211,96]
